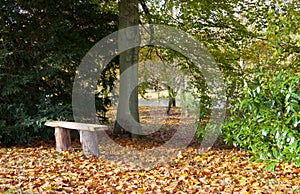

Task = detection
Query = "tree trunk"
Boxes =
[113,0,141,137]
[167,86,176,115]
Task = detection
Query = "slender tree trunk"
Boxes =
[167,85,176,115]
[113,0,141,137]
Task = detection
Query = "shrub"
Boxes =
[222,69,300,168]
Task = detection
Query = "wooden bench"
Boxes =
[45,121,108,157]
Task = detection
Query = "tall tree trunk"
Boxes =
[113,0,141,137]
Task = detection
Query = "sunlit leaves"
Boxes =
[223,70,300,167]
[1,140,300,193]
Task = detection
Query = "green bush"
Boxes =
[0,100,73,145]
[222,69,300,168]
[0,1,118,145]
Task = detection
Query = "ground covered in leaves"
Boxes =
[1,139,300,193]
[1,106,300,193]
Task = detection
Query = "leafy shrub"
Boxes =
[222,69,300,168]
[0,1,118,145]
[0,99,73,145]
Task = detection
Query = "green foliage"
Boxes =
[221,0,300,168]
[0,0,118,145]
[222,69,300,166]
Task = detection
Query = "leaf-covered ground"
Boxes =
[1,106,300,193]
[1,138,300,193]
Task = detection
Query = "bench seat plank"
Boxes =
[45,121,108,131]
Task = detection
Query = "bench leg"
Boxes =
[81,131,100,157]
[55,127,72,152]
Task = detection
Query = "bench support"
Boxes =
[81,131,100,157]
[55,127,72,152]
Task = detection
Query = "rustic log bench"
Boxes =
[45,121,108,157]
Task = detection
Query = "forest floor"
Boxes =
[1,106,300,193]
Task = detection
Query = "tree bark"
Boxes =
[113,0,141,137]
